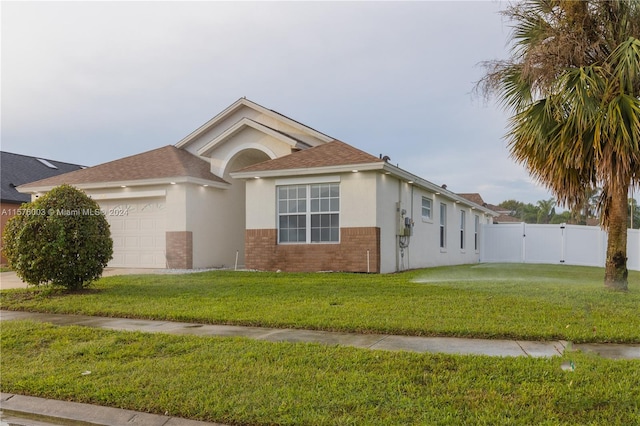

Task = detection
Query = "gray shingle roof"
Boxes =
[1,152,85,204]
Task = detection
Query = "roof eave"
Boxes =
[17,176,230,194]
[230,162,385,179]
[380,163,499,216]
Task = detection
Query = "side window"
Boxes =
[474,215,480,251]
[439,203,447,249]
[460,210,466,250]
[421,196,432,220]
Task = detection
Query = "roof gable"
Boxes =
[197,118,309,157]
[18,146,227,191]
[232,140,382,174]
[1,152,85,203]
[176,98,334,151]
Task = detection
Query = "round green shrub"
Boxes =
[2,184,113,290]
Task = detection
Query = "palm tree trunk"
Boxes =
[604,183,629,291]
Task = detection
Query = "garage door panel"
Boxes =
[111,236,125,249]
[139,236,155,248]
[124,236,139,248]
[109,219,125,231]
[140,219,155,230]
[125,219,140,231]
[100,197,166,268]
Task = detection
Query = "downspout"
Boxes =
[409,184,414,270]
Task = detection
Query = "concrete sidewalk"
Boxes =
[1,309,568,357]
[2,310,639,359]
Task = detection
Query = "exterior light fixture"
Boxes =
[352,170,359,173]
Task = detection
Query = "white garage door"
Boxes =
[100,198,166,268]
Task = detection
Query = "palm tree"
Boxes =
[536,198,556,223]
[478,0,640,291]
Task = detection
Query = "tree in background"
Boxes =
[2,184,113,291]
[536,198,556,224]
[479,0,640,291]
[570,187,601,225]
[628,197,640,229]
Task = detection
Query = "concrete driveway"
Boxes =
[0,268,160,290]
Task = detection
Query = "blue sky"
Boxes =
[1,1,555,205]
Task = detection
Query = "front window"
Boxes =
[278,183,340,243]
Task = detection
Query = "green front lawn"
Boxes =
[2,263,639,343]
[2,320,638,426]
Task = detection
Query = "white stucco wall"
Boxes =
[244,170,493,274]
[403,185,490,271]
[340,172,377,227]
[182,183,244,269]
[245,178,276,230]
[375,173,493,273]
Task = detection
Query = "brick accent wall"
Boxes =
[166,231,193,269]
[245,227,380,273]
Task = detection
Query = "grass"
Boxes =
[2,263,639,343]
[1,320,639,425]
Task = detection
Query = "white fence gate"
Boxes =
[481,223,640,271]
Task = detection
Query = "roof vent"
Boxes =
[36,158,58,169]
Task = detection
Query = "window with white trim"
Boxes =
[439,203,447,249]
[474,214,480,251]
[460,210,466,250]
[278,183,340,243]
[421,196,432,220]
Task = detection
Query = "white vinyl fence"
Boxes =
[481,223,640,271]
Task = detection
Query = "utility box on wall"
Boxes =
[396,201,413,237]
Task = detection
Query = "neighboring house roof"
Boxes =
[458,193,488,207]
[479,202,523,223]
[1,151,85,204]
[18,145,227,192]
[234,140,383,174]
[493,214,523,223]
